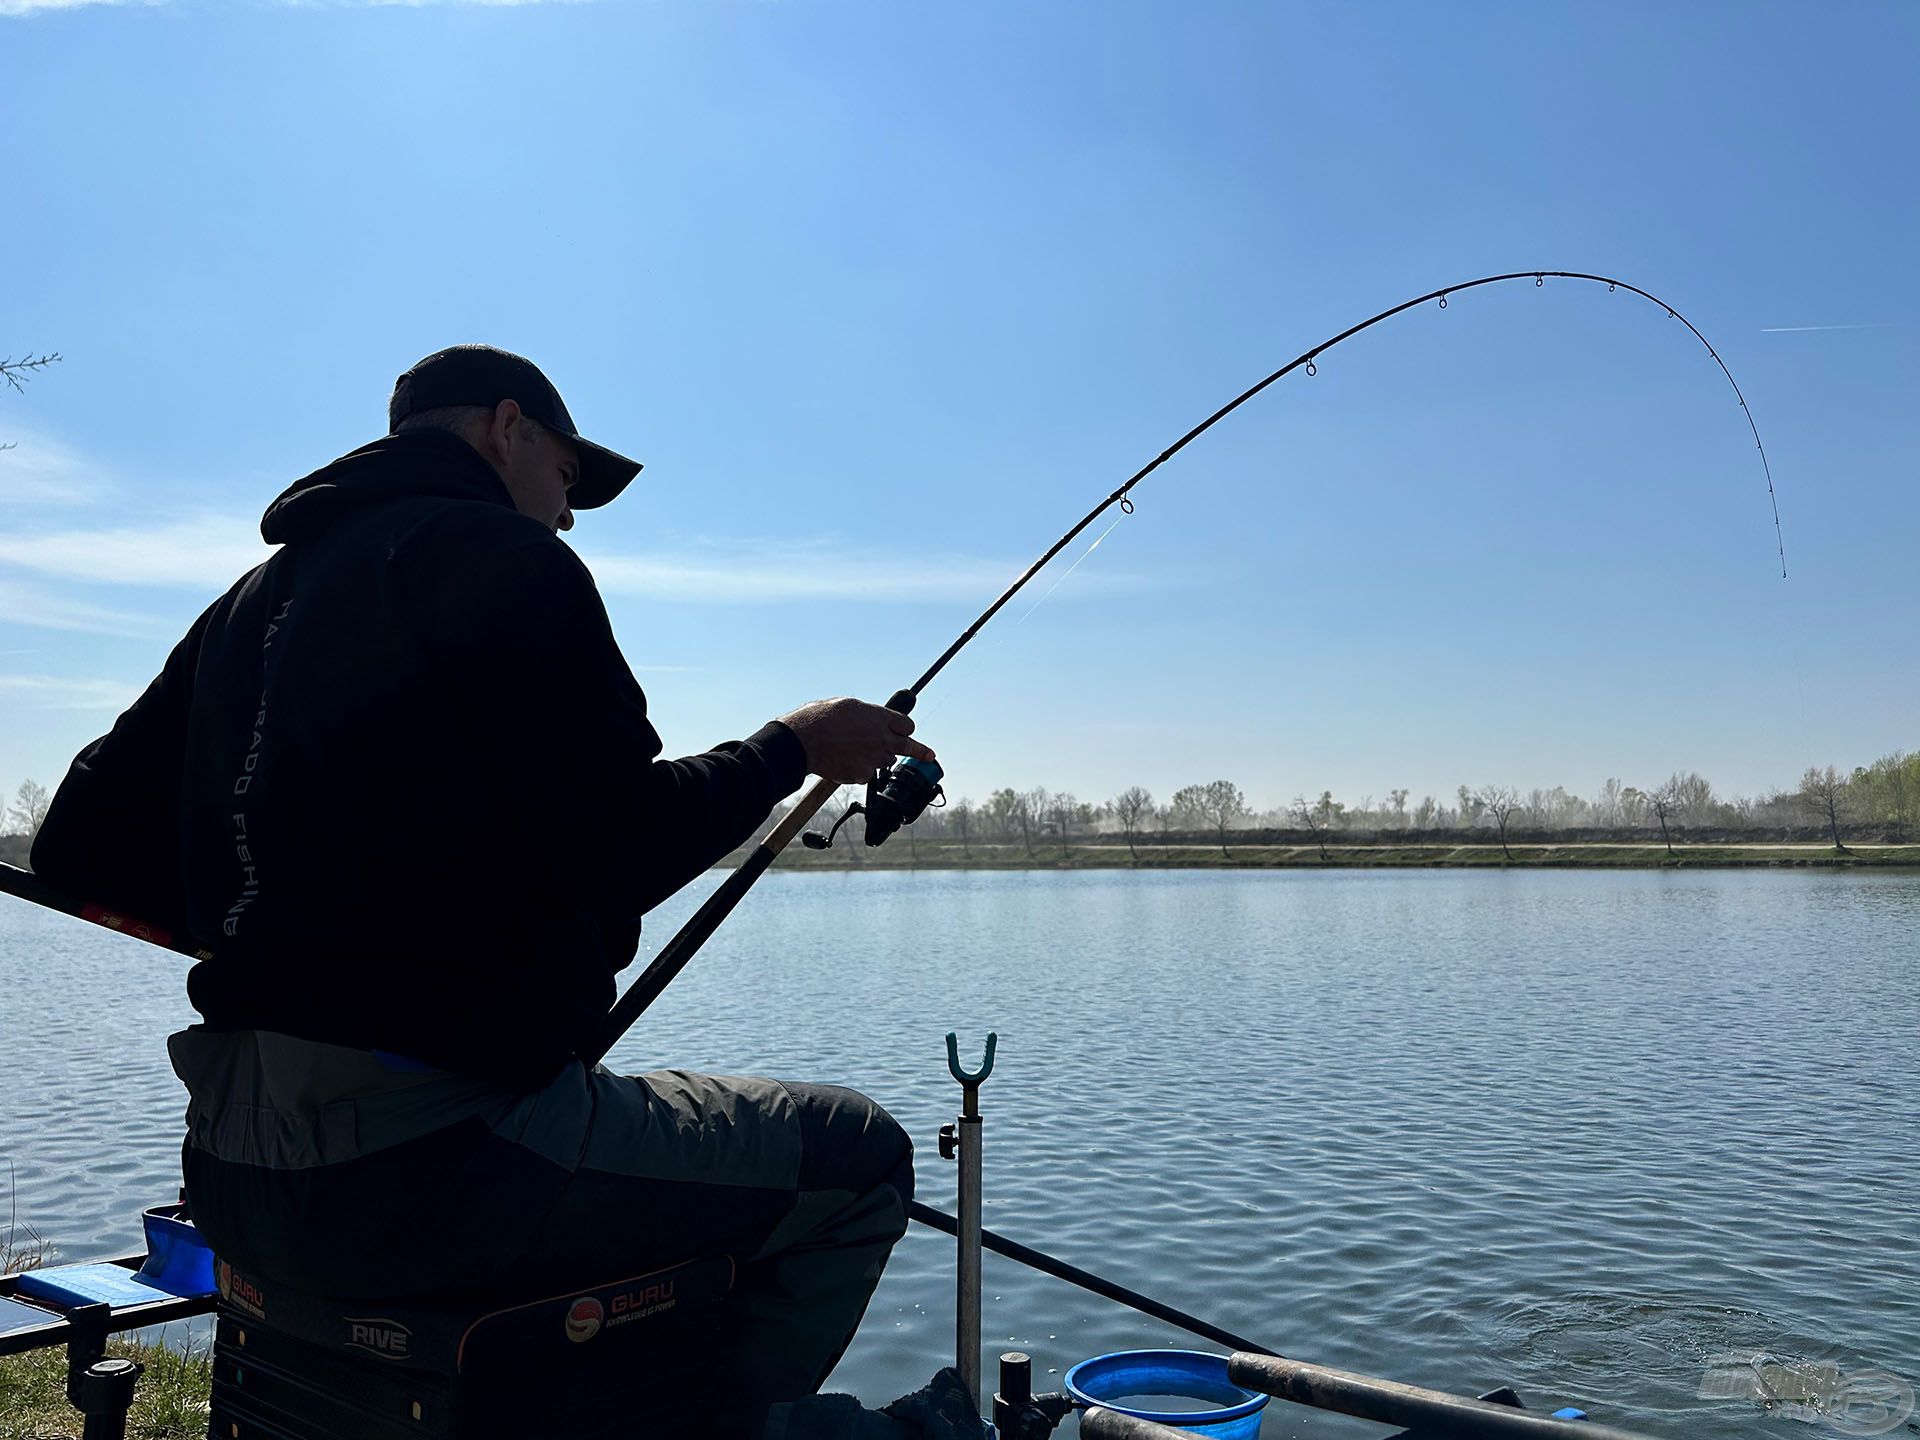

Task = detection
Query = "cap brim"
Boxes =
[568,437,643,511]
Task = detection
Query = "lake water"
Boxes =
[2,868,1916,1438]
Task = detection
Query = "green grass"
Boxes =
[0,1329,211,1440]
[1,1217,210,1440]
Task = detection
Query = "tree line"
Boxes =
[5,747,1914,866]
[778,745,1920,858]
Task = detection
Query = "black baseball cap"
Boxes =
[388,344,642,511]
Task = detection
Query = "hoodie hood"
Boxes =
[261,431,517,545]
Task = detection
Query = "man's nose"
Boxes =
[557,507,575,533]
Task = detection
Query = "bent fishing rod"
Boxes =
[586,268,1783,1063]
[0,271,1767,1421]
[0,270,1782,1040]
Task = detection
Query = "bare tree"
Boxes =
[1288,791,1341,862]
[1523,786,1581,830]
[1168,785,1206,841]
[1798,765,1850,853]
[1669,771,1718,827]
[1047,791,1080,858]
[1153,798,1177,846]
[950,798,974,857]
[5,780,50,840]
[0,354,60,393]
[1473,784,1521,861]
[2,353,61,455]
[1617,785,1649,826]
[1387,789,1410,829]
[1111,786,1153,862]
[1197,779,1249,857]
[983,788,1021,845]
[1594,777,1625,827]
[1646,778,1679,856]
[1015,787,1051,859]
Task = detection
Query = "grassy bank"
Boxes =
[0,1332,208,1440]
[739,839,1920,870]
[1,1225,209,1440]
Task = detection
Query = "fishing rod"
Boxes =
[905,1197,1272,1357]
[0,270,1781,1063]
[0,859,209,960]
[586,268,1783,1062]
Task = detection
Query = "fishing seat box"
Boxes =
[206,1252,733,1439]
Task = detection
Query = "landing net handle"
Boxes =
[1080,1359,1655,1440]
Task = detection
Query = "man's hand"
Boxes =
[777,697,935,783]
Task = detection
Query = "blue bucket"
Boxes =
[136,1204,217,1298]
[1064,1350,1269,1440]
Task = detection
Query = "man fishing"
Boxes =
[31,344,934,1431]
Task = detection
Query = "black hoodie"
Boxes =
[33,431,806,1087]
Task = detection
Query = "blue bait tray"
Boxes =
[1066,1349,1269,1440]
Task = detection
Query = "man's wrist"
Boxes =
[750,720,809,797]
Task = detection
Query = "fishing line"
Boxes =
[1014,513,1129,627]
[905,514,1130,735]
[588,269,1787,1057]
[906,270,1785,714]
[900,271,1789,803]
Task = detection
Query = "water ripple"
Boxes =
[4,868,1917,1438]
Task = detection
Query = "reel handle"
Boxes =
[773,776,842,852]
[799,688,926,848]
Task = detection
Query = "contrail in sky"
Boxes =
[1759,323,1897,333]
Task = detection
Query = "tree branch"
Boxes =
[1,352,62,394]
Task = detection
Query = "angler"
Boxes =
[27,342,937,1437]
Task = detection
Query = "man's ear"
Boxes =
[481,398,525,465]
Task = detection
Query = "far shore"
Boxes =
[727,839,1920,870]
[5,837,1916,881]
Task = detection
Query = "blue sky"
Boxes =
[3,1,1915,816]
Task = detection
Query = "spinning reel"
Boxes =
[803,756,946,849]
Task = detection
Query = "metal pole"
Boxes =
[76,1357,142,1440]
[956,1089,982,1410]
[938,1033,995,1414]
[1227,1354,1656,1440]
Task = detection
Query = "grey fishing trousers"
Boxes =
[170,1029,915,1421]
